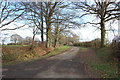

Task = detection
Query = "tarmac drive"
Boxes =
[2,47,91,78]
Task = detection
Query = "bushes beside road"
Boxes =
[73,38,101,48]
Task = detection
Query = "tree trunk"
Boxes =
[54,25,59,48]
[40,2,44,43]
[54,38,57,47]
[45,2,57,48]
[15,40,17,45]
[100,18,106,47]
[32,34,35,47]
[32,34,35,41]
[46,23,51,48]
[41,30,44,42]
[54,35,58,48]
[46,28,49,48]
[41,16,44,42]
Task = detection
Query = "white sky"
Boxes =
[71,20,118,42]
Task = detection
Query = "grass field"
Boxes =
[3,45,28,47]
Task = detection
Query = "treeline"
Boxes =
[73,38,101,48]
[4,32,79,47]
[0,1,119,48]
[1,2,79,48]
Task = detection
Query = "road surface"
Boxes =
[2,47,92,78]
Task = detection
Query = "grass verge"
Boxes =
[91,63,118,78]
[2,46,71,66]
[91,47,118,78]
[78,47,118,78]
[3,45,28,47]
[36,46,71,59]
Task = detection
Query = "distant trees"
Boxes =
[10,34,23,44]
[75,0,120,47]
[0,33,9,45]
[2,37,7,45]
[24,36,33,44]
[9,35,39,45]
[58,31,79,46]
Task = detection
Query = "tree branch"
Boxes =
[1,24,26,31]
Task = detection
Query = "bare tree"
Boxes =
[24,36,33,44]
[45,2,76,47]
[52,19,72,47]
[10,34,23,44]
[74,0,120,47]
[21,2,45,43]
[57,30,79,45]
[0,2,26,30]
[42,2,58,47]
[21,2,77,48]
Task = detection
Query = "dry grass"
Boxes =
[2,45,69,65]
[2,45,53,65]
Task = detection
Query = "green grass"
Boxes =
[91,63,118,78]
[39,46,71,59]
[3,45,28,47]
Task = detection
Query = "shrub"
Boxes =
[111,36,120,60]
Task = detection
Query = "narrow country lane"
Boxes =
[2,47,92,78]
